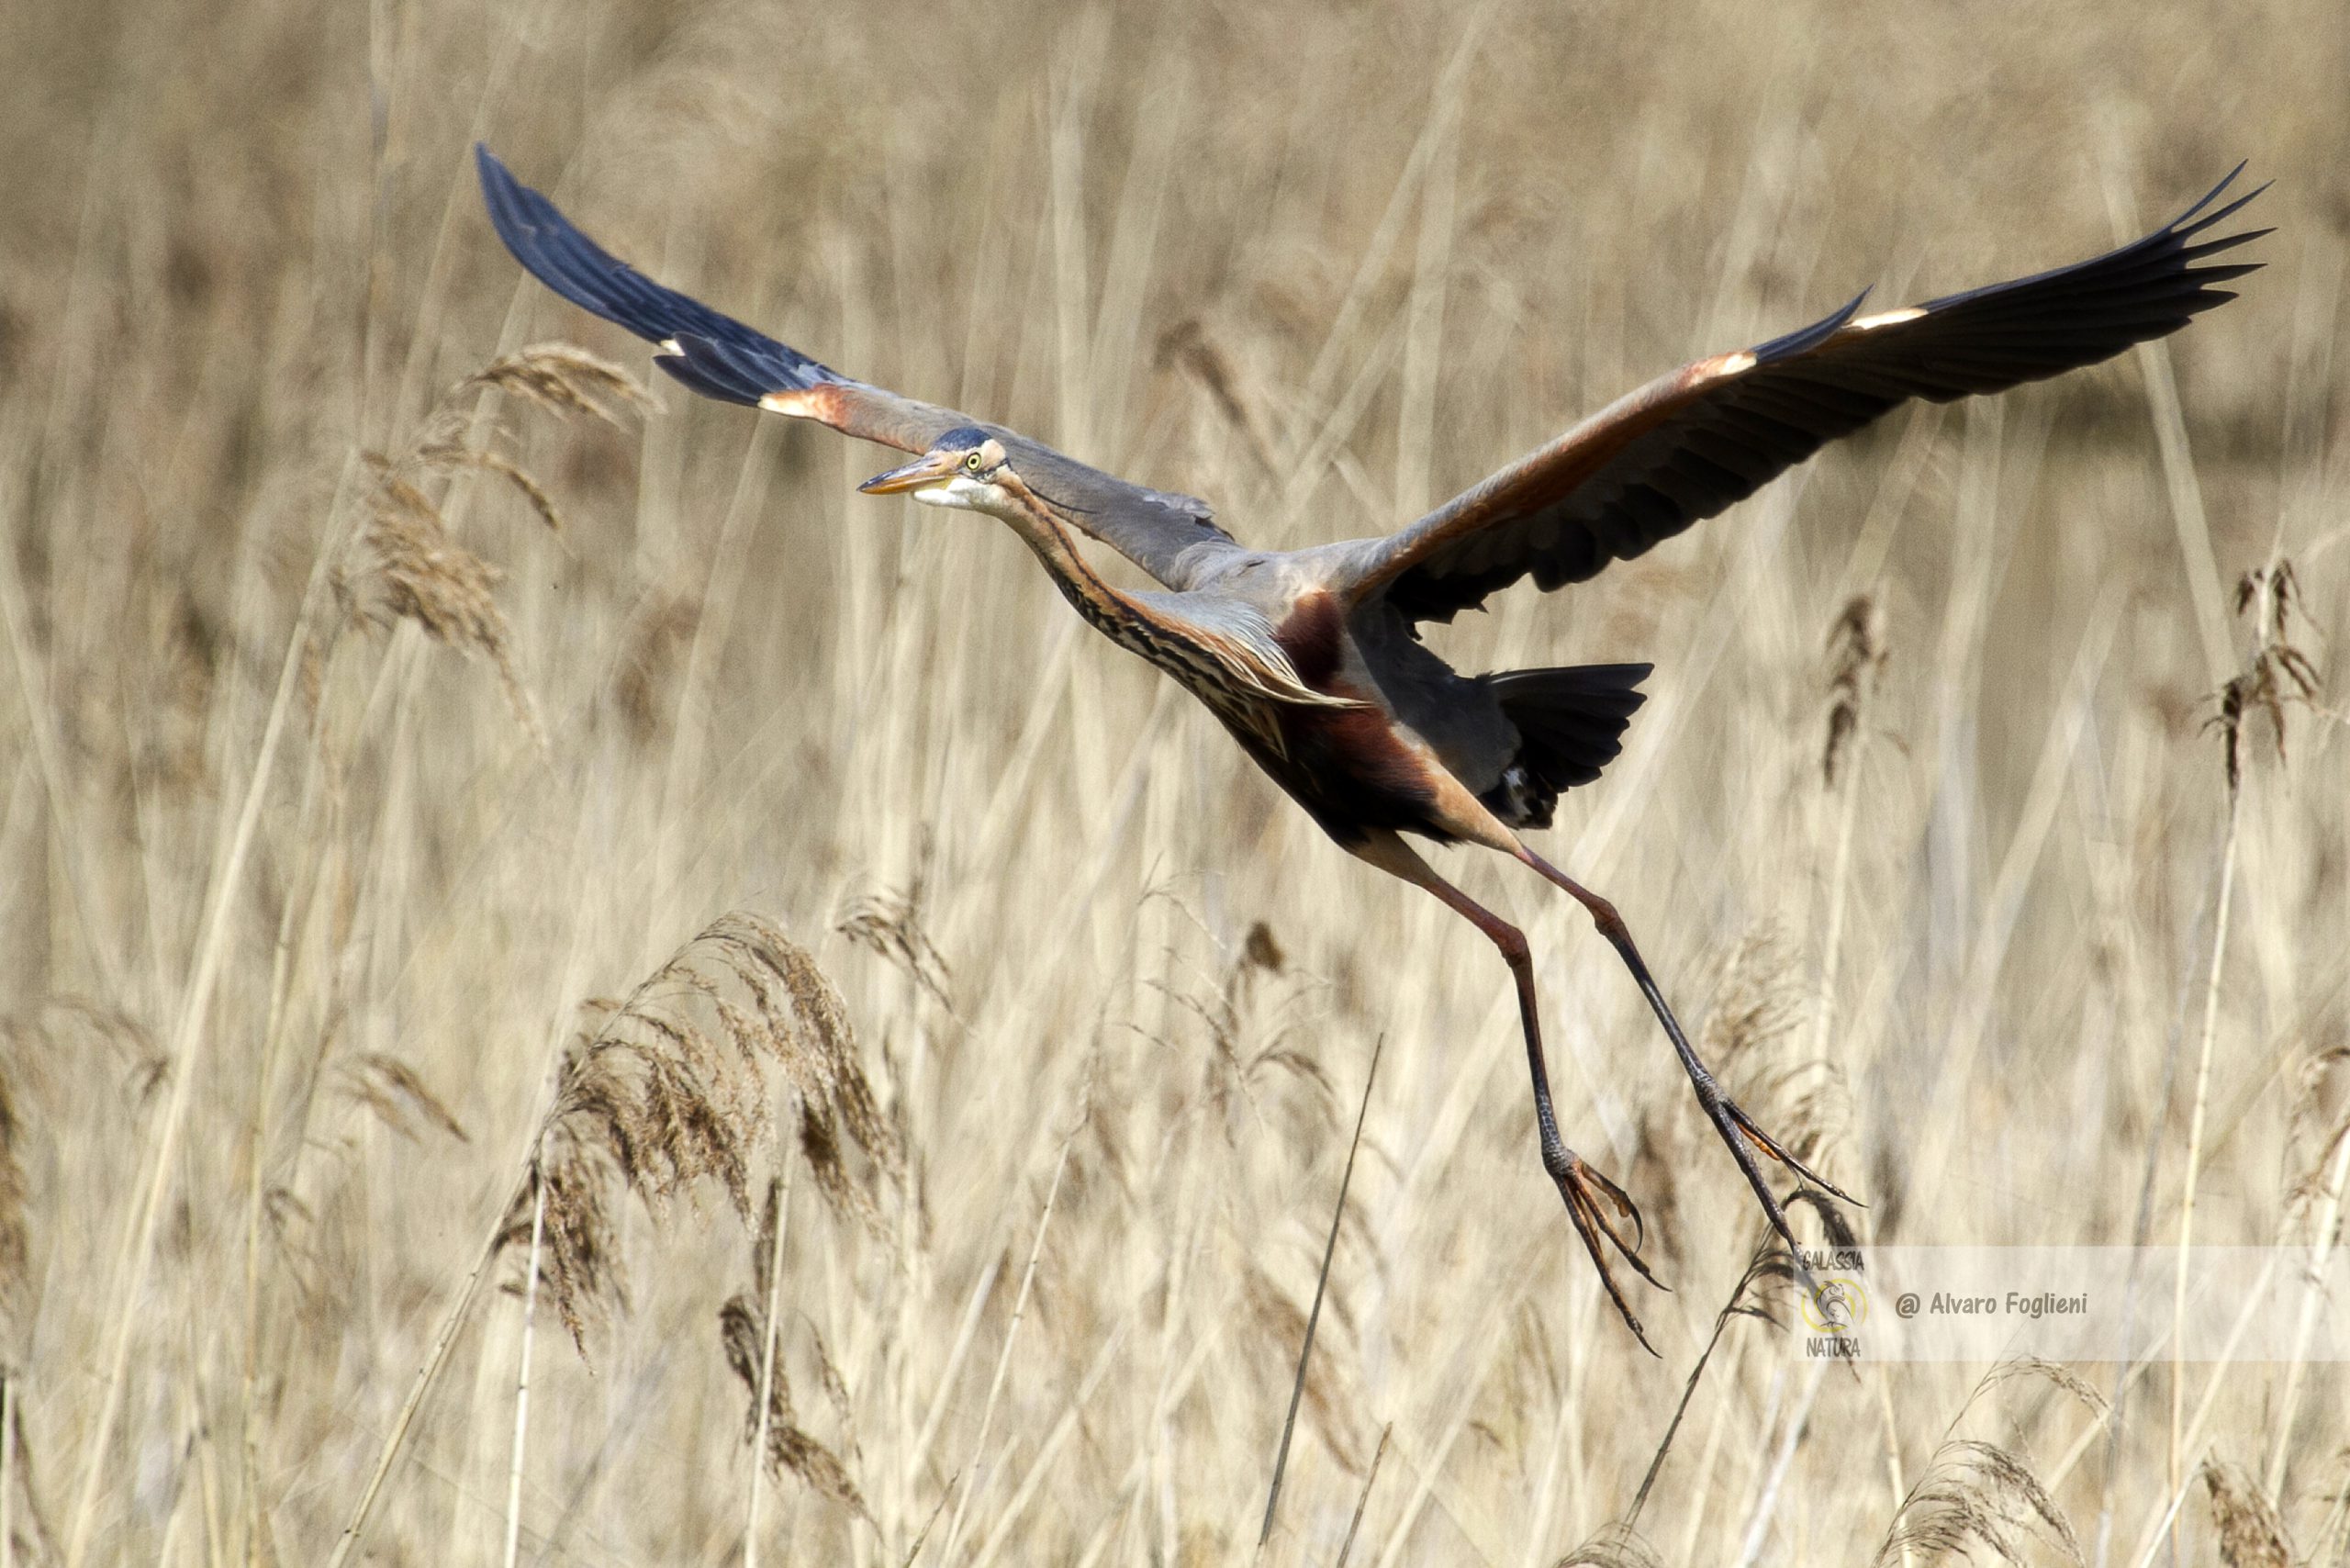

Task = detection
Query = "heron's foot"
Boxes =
[1544,1146,1666,1355]
[1695,1079,1859,1246]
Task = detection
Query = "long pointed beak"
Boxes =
[858,451,957,495]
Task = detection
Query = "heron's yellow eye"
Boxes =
[965,451,984,474]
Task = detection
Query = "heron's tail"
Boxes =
[1479,664,1651,827]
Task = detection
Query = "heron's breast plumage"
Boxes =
[1192,588,1442,844]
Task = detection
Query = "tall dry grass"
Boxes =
[2,0,2346,1562]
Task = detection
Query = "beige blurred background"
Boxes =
[2,0,2344,1562]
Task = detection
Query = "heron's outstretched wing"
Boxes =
[1346,166,2266,625]
[476,144,1237,588]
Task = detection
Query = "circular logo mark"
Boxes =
[1801,1273,1869,1335]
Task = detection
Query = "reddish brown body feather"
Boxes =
[1217,590,1448,846]
[1273,589,1348,687]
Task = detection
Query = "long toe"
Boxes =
[1702,1091,1860,1246]
[1548,1151,1666,1355]
[1724,1101,1857,1204]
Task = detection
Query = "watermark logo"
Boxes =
[1796,1247,1867,1361]
[1783,1247,2350,1362]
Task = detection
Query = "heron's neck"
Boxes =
[979,479,1339,733]
[985,484,1143,633]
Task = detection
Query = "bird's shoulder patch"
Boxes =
[1272,589,1348,690]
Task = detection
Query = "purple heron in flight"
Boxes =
[478,145,2263,1346]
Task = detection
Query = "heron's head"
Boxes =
[857,429,1015,512]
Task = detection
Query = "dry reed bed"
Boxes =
[0,0,2345,1562]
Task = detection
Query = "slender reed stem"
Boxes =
[1259,1032,1384,1551]
[939,1111,1080,1563]
[1673,1335,1746,1563]
[239,741,330,1568]
[1875,1364,1912,1568]
[322,1173,522,1568]
[2169,779,2241,1529]
[66,450,364,1568]
[502,1172,547,1568]
[1734,1360,1827,1568]
[745,1170,793,1568]
[1817,602,1909,1565]
[3,1375,14,1568]
[2265,1108,2350,1497]
[1332,1427,1391,1568]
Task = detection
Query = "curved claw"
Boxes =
[1570,1155,1660,1271]
[1550,1152,1667,1356]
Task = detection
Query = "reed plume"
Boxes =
[335,345,654,743]
[719,1178,870,1521]
[509,912,901,1352]
[2200,1462,2291,1568]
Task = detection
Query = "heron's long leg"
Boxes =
[1510,843,1856,1247]
[1349,831,1662,1350]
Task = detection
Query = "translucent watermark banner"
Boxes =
[1788,1247,2350,1363]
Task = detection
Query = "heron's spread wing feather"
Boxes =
[1136,591,1360,711]
[1349,166,2267,623]
[476,144,1238,588]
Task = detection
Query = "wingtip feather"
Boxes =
[1752,287,1872,363]
[2175,177,2269,241]
[475,143,528,221]
[2173,160,2249,226]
